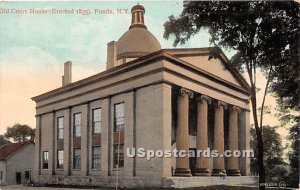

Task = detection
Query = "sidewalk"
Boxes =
[0,185,101,190]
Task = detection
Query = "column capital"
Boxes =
[179,88,194,99]
[196,95,211,104]
[229,105,241,113]
[215,100,227,109]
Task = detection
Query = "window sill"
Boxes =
[112,167,124,171]
[91,168,101,171]
[92,133,101,136]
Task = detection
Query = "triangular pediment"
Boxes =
[179,55,242,87]
[164,48,250,91]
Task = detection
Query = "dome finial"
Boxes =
[130,4,147,29]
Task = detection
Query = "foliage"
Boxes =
[286,117,299,188]
[274,98,299,188]
[250,126,286,181]
[4,123,34,142]
[0,135,11,147]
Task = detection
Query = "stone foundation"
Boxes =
[34,175,258,188]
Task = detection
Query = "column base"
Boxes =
[211,169,226,176]
[194,168,210,176]
[174,168,192,177]
[226,169,241,176]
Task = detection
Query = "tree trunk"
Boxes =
[256,125,266,189]
[250,85,266,190]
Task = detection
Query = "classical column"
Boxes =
[227,106,241,176]
[195,95,211,176]
[239,109,251,176]
[212,101,227,176]
[175,88,193,177]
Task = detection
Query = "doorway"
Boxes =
[16,172,21,184]
[189,148,197,176]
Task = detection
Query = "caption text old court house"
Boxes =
[32,5,257,188]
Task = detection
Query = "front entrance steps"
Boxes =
[163,176,258,188]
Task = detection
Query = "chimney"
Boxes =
[62,61,72,86]
[106,41,117,70]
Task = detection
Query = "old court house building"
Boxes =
[32,5,256,188]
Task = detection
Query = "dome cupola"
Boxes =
[116,4,161,61]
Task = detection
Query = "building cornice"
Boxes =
[32,47,251,102]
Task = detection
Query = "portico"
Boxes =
[172,84,249,177]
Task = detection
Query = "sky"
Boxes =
[0,1,289,154]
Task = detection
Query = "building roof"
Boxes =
[0,141,34,160]
[32,47,251,103]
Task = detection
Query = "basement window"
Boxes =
[42,151,49,169]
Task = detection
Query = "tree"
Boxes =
[163,2,298,189]
[268,6,299,186]
[286,118,299,188]
[274,98,299,188]
[4,123,34,142]
[250,126,286,181]
[0,135,11,147]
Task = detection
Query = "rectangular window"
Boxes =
[57,117,64,140]
[92,147,101,169]
[24,171,29,179]
[57,150,64,169]
[0,171,3,180]
[92,108,101,134]
[114,103,125,132]
[73,148,81,169]
[42,151,49,169]
[113,144,124,168]
[74,113,81,137]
